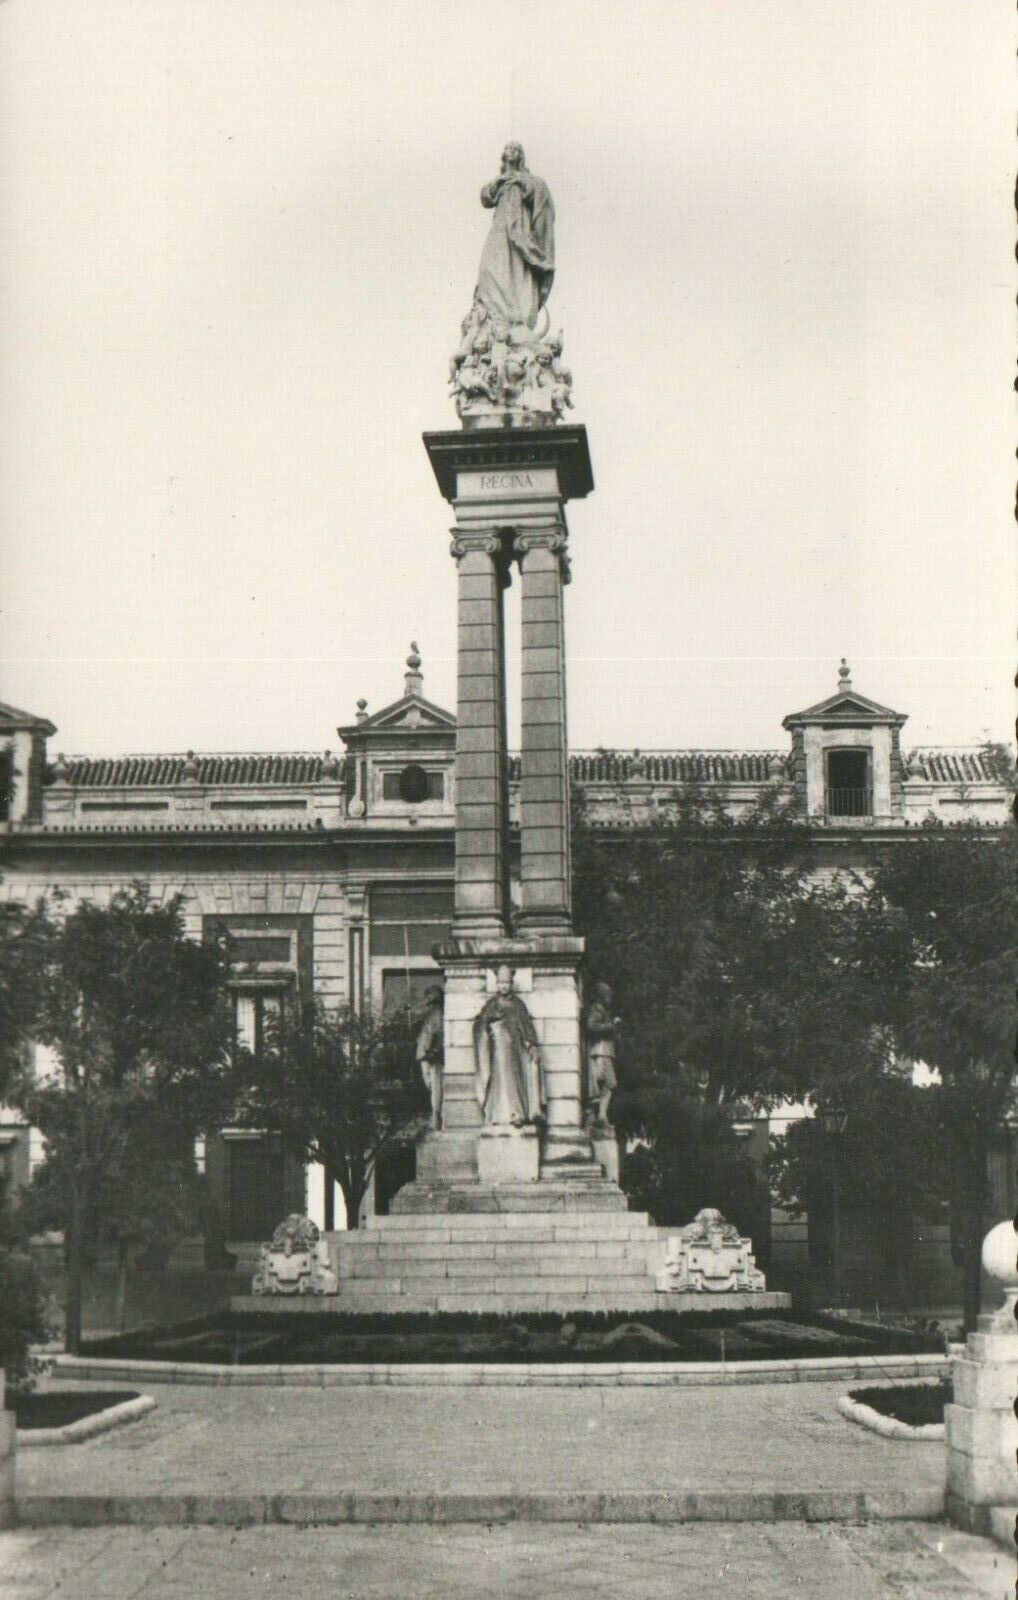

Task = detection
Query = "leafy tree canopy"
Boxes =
[232,1001,425,1229]
[3,882,233,1349]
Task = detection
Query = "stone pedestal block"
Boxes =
[416,1129,477,1184]
[477,1126,540,1185]
[592,1129,620,1184]
[945,1286,1018,1534]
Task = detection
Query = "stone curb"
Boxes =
[51,1352,949,1389]
[836,1393,944,1442]
[17,1395,157,1448]
[13,1486,947,1528]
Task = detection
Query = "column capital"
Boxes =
[514,525,571,583]
[450,531,513,587]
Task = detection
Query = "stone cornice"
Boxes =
[423,425,594,503]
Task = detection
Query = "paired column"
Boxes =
[516,526,572,934]
[449,532,511,938]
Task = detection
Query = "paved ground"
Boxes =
[17,1379,947,1502]
[0,1522,1012,1598]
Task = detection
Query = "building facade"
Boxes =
[0,653,1009,1292]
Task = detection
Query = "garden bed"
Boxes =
[13,1389,156,1446]
[79,1309,943,1367]
[837,1380,950,1441]
[15,1390,141,1429]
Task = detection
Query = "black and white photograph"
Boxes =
[0,2,1013,1595]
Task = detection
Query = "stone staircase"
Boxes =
[233,1179,791,1317]
[324,1189,669,1313]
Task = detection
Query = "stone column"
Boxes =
[449,532,511,939]
[516,526,572,935]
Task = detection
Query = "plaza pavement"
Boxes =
[0,1521,1013,1599]
[18,1377,949,1521]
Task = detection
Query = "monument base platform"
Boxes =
[237,1201,787,1316]
[231,1290,792,1317]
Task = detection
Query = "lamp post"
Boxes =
[820,1103,849,1308]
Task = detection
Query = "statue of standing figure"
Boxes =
[449,143,573,424]
[585,981,619,1128]
[473,966,545,1127]
[476,142,555,331]
[415,985,445,1131]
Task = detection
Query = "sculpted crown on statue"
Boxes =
[476,142,555,331]
[473,966,546,1127]
[449,143,573,426]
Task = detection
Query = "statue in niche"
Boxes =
[415,984,445,1131]
[476,142,555,331]
[473,965,545,1127]
[449,143,573,424]
[584,981,619,1128]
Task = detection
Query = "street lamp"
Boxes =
[819,1103,849,1308]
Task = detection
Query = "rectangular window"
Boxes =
[370,886,452,956]
[380,769,445,801]
[233,987,284,1055]
[825,749,872,817]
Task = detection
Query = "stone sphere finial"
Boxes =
[407,641,421,671]
[838,658,852,690]
[981,1220,1018,1331]
[355,698,368,724]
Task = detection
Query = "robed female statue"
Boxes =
[475,142,555,331]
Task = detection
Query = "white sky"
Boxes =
[0,0,1013,759]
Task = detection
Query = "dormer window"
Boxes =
[782,662,906,825]
[825,748,872,817]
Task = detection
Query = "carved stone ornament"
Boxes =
[251,1213,339,1296]
[655,1208,767,1294]
[449,301,574,426]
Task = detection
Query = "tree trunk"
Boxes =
[114,1241,129,1333]
[64,1196,85,1356]
[960,1132,989,1335]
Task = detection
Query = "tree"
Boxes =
[862,820,1017,1329]
[0,1201,48,1392]
[0,894,50,1090]
[571,784,898,1230]
[769,1075,951,1308]
[4,884,233,1352]
[232,1001,425,1231]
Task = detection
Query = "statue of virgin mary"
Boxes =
[475,142,555,330]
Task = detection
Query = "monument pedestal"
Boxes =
[478,1125,540,1184]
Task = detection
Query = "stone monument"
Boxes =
[239,147,787,1315]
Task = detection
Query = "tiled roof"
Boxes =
[906,748,1009,784]
[52,753,342,787]
[564,751,787,783]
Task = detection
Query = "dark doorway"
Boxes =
[227,1137,285,1241]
